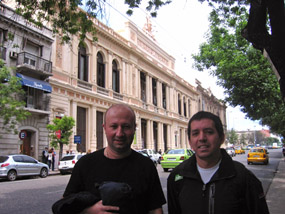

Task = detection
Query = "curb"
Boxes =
[266,157,285,214]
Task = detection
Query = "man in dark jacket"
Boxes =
[167,111,269,214]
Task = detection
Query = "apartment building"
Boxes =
[50,18,226,154]
[0,4,53,159]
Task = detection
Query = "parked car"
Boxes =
[137,150,157,167]
[235,146,245,154]
[58,153,85,175]
[141,149,161,164]
[225,147,236,157]
[247,147,269,165]
[161,148,194,172]
[0,154,49,181]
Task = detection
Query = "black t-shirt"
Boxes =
[63,149,166,213]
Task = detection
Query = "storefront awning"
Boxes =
[16,73,52,93]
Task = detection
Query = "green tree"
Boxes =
[47,116,75,160]
[264,137,280,146]
[9,0,171,44]
[226,129,238,146]
[255,131,266,145]
[192,2,285,139]
[0,59,30,134]
[239,133,247,146]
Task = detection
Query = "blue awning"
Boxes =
[16,73,52,93]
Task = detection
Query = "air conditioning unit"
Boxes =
[9,51,18,59]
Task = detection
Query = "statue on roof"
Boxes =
[143,16,156,41]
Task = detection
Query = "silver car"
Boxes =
[0,154,49,181]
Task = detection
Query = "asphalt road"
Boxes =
[0,149,282,214]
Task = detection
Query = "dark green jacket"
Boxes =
[167,149,269,214]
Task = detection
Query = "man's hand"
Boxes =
[149,207,163,214]
[81,200,120,214]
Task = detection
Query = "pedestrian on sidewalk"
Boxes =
[53,104,165,214]
[167,111,269,214]
[48,148,56,171]
[42,147,49,164]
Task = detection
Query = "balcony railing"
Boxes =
[0,46,6,60]
[78,79,92,91]
[113,91,123,100]
[97,86,109,96]
[17,52,52,74]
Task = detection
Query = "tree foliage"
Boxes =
[0,59,30,134]
[6,0,171,44]
[192,1,285,138]
[264,136,280,146]
[46,116,75,160]
[226,129,238,145]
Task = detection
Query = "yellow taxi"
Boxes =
[234,146,245,154]
[247,147,269,165]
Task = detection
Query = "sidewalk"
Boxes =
[266,157,285,214]
[48,169,60,176]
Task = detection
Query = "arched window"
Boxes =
[97,52,105,88]
[78,45,88,81]
[112,60,120,92]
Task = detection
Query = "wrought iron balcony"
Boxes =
[17,52,52,76]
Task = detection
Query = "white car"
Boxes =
[226,147,236,157]
[58,153,84,175]
[141,149,161,163]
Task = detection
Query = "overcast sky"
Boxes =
[100,0,267,131]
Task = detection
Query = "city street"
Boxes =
[0,149,282,214]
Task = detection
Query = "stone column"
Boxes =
[158,122,163,151]
[107,51,112,90]
[90,106,97,151]
[70,100,77,153]
[147,119,152,148]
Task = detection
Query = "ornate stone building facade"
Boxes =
[0,2,226,160]
[50,19,227,154]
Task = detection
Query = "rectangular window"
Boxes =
[184,99,187,117]
[152,78,157,106]
[162,83,166,109]
[78,47,88,82]
[97,63,105,87]
[140,72,146,102]
[112,69,119,92]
